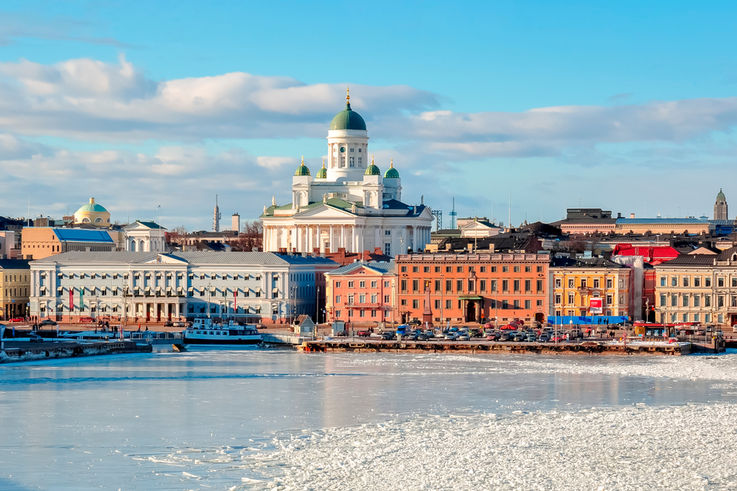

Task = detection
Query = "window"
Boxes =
[347,295,354,304]
[524,280,531,292]
[555,294,561,304]
[705,295,711,307]
[446,299,451,309]
[359,280,365,288]
[718,277,725,288]
[434,280,441,291]
[568,279,574,288]
[537,280,543,292]
[683,276,690,287]
[593,278,600,289]
[413,280,419,292]
[423,267,430,273]
[671,276,678,287]
[480,280,486,291]
[335,281,341,288]
[525,266,531,273]
[502,280,508,292]
[694,295,700,307]
[371,294,377,303]
[732,277,737,288]
[705,277,712,287]
[359,294,366,303]
[513,280,520,292]
[445,279,452,292]
[568,293,574,304]
[694,277,700,287]
[502,266,508,273]
[456,266,462,273]
[671,294,678,307]
[524,300,531,309]
[660,294,666,306]
[456,279,463,292]
[401,266,407,272]
[514,266,520,273]
[555,278,561,288]
[581,279,587,288]
[513,300,520,309]
[371,281,377,288]
[718,295,724,308]
[683,295,689,307]
[607,294,613,305]
[412,299,419,308]
[335,295,341,304]
[490,280,497,292]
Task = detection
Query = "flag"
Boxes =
[69,288,74,311]
[80,288,84,310]
[234,289,238,311]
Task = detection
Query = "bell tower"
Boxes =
[326,88,369,181]
[715,189,728,220]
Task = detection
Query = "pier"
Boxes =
[0,340,153,363]
[299,338,695,355]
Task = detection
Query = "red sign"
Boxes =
[589,297,603,314]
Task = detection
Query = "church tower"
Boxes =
[326,88,369,181]
[714,189,728,220]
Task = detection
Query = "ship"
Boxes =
[182,318,262,345]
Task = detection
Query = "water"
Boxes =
[3,349,737,490]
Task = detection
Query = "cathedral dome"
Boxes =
[384,159,399,179]
[329,89,366,131]
[365,163,380,176]
[717,188,727,202]
[294,157,310,176]
[316,160,327,179]
[73,197,110,227]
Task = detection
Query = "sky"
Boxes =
[1,1,737,230]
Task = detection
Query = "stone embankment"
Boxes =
[0,341,152,363]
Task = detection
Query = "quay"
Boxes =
[0,340,152,364]
[299,338,697,355]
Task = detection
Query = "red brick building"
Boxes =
[325,261,396,325]
[396,252,549,326]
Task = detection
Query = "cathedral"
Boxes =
[261,91,433,256]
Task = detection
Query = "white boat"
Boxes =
[182,318,262,345]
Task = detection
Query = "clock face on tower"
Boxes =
[340,146,345,153]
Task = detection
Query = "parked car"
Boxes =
[356,330,371,337]
[408,319,422,327]
[457,333,470,341]
[380,331,395,340]
[9,317,24,323]
[416,334,429,341]
[39,319,57,327]
[500,332,512,341]
[79,317,94,323]
[513,332,527,342]
[539,333,550,342]
[551,335,566,342]
[444,332,458,340]
[423,330,435,338]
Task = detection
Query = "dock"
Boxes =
[299,338,695,355]
[0,340,153,363]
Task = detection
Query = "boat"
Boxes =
[182,318,262,345]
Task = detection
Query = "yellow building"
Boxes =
[73,197,111,227]
[0,259,30,320]
[551,257,632,318]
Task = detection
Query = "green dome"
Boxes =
[330,102,367,131]
[316,163,327,179]
[76,198,108,214]
[717,188,727,202]
[294,157,311,176]
[365,163,380,176]
[384,160,399,179]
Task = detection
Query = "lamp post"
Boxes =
[440,275,444,329]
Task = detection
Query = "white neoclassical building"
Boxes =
[124,221,167,253]
[261,91,433,257]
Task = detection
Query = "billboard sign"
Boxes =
[590,297,603,314]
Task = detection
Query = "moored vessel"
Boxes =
[183,318,262,345]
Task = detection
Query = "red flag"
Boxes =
[234,289,238,311]
[69,288,74,311]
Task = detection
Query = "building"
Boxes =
[0,259,30,320]
[556,208,616,235]
[715,189,728,221]
[0,231,20,259]
[457,218,502,238]
[261,91,433,255]
[614,217,710,235]
[653,246,737,327]
[73,197,111,227]
[124,221,167,252]
[396,252,549,325]
[325,261,396,325]
[29,251,337,324]
[22,228,115,260]
[550,256,633,319]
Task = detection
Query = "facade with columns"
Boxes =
[29,251,337,324]
[261,92,433,256]
[124,221,167,253]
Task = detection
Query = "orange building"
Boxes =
[396,252,550,326]
[21,228,115,260]
[325,261,396,325]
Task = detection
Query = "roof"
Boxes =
[616,217,708,224]
[384,165,399,179]
[326,261,395,276]
[316,164,327,179]
[128,220,165,230]
[75,197,108,214]
[32,251,338,267]
[0,259,30,269]
[53,229,113,243]
[717,189,727,202]
[365,163,380,176]
[551,256,627,269]
[656,254,716,267]
[329,102,367,131]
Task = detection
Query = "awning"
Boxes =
[459,296,482,300]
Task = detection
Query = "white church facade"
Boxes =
[261,91,433,256]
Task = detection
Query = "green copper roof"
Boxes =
[316,164,327,179]
[384,167,399,179]
[75,198,108,214]
[365,163,380,176]
[294,163,311,176]
[329,102,367,131]
[717,188,727,202]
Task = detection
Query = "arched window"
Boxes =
[130,239,136,252]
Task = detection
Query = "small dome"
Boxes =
[294,156,311,176]
[316,160,327,179]
[76,197,109,214]
[384,159,399,179]
[717,188,727,202]
[365,163,380,176]
[329,89,366,131]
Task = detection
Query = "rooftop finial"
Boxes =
[390,159,394,168]
[301,155,304,165]
[346,86,350,103]
[321,157,326,168]
[371,154,375,165]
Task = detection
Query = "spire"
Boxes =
[390,159,394,168]
[346,86,351,109]
[321,157,326,169]
[272,195,276,206]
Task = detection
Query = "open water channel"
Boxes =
[2,348,737,490]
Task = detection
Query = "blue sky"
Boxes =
[1,1,737,229]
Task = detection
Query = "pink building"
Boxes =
[325,261,396,326]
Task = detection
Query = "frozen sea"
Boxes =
[3,349,737,490]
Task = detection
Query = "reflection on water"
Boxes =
[1,349,736,489]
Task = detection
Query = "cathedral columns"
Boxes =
[329,225,334,253]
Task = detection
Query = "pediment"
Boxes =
[142,253,188,265]
[296,205,356,219]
